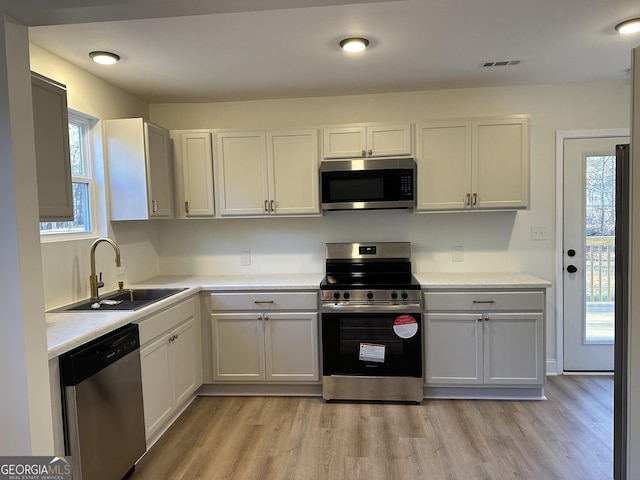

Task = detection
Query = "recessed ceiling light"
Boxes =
[339,37,369,53]
[615,18,640,34]
[89,51,120,65]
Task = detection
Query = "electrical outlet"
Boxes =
[240,250,251,266]
[451,246,464,262]
[531,226,548,241]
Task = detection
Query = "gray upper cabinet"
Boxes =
[31,73,73,221]
[105,118,174,220]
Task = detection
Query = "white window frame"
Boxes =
[40,110,106,242]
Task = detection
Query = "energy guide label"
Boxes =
[393,314,418,339]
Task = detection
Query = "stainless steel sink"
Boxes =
[54,288,187,312]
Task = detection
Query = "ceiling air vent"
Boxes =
[481,60,522,67]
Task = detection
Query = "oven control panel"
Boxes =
[322,289,421,303]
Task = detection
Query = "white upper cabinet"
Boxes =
[106,118,174,220]
[31,73,73,221]
[267,129,319,215]
[323,123,412,158]
[216,128,319,217]
[415,115,529,211]
[415,120,472,211]
[472,117,529,209]
[171,130,215,218]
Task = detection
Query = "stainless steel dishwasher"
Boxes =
[60,323,146,480]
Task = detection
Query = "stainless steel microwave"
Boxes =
[320,158,416,210]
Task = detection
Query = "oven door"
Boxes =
[321,307,422,378]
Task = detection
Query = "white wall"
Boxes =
[150,80,631,372]
[0,17,52,455]
[29,44,162,309]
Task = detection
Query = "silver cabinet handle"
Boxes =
[465,193,470,206]
[270,200,275,212]
[368,149,373,156]
[472,193,478,206]
[254,300,274,304]
[185,201,189,215]
[264,315,269,322]
[473,300,495,304]
[264,200,269,212]
[152,199,158,212]
[257,315,263,321]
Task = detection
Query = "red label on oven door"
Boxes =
[393,314,418,339]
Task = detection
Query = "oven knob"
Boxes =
[367,291,374,300]
[343,292,350,300]
[401,291,408,300]
[391,291,398,300]
[333,291,340,300]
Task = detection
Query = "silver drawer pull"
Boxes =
[473,300,495,304]
[254,300,274,304]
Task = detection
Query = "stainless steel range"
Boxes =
[320,242,423,403]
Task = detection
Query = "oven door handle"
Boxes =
[321,303,422,313]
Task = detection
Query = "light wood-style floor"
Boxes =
[131,376,613,480]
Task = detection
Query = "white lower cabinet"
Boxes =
[138,297,201,442]
[424,290,545,398]
[210,291,319,382]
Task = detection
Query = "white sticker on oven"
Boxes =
[393,314,418,339]
[359,343,386,363]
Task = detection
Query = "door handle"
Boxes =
[567,265,578,273]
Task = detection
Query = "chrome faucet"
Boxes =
[89,237,122,300]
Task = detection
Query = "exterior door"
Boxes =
[563,136,627,371]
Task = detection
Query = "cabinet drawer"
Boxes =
[424,291,544,312]
[210,291,318,311]
[138,297,196,345]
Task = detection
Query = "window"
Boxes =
[39,112,95,235]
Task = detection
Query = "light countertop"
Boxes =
[415,272,552,289]
[46,272,550,359]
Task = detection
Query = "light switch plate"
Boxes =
[531,226,548,241]
[240,250,251,266]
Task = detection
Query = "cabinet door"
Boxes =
[424,313,482,385]
[140,334,173,440]
[415,121,471,211]
[322,127,366,158]
[367,124,412,157]
[211,313,265,381]
[181,132,215,217]
[145,123,173,217]
[472,117,529,209]
[31,74,73,221]
[171,318,199,406]
[267,129,319,215]
[264,312,319,382]
[216,131,269,216]
[483,312,544,385]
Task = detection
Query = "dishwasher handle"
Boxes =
[60,323,140,386]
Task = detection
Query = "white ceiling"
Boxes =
[26,0,640,103]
